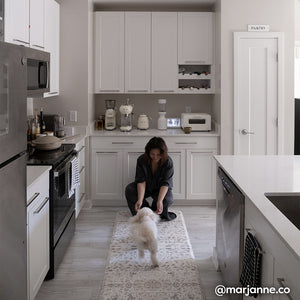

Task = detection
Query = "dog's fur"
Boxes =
[129,207,160,267]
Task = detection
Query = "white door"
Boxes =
[91,150,123,200]
[123,151,143,189]
[30,0,44,50]
[186,149,216,200]
[169,150,185,199]
[44,0,60,97]
[125,12,151,93]
[234,32,284,155]
[151,12,178,93]
[178,12,214,65]
[94,12,124,93]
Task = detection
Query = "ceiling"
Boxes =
[93,0,216,10]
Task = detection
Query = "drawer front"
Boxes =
[27,172,49,206]
[91,136,218,150]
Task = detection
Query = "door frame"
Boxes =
[233,32,284,155]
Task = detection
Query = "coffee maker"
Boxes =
[119,99,134,132]
[105,100,116,130]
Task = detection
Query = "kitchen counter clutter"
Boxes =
[214,155,300,298]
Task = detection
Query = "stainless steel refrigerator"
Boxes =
[0,41,27,299]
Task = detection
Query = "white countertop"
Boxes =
[90,128,220,137]
[27,166,51,189]
[214,155,300,260]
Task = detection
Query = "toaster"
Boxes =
[181,113,211,131]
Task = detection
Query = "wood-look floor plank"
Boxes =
[36,204,228,300]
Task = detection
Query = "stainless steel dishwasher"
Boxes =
[216,167,245,300]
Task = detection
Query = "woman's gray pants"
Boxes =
[125,182,176,221]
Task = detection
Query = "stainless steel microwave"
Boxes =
[26,47,50,97]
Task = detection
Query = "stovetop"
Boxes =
[27,144,75,167]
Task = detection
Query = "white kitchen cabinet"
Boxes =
[44,0,60,97]
[178,12,214,65]
[90,135,218,205]
[75,138,86,218]
[27,169,50,300]
[125,12,151,93]
[30,0,44,50]
[244,198,300,300]
[94,12,124,93]
[5,0,30,46]
[91,149,123,200]
[123,150,143,190]
[186,149,217,200]
[151,12,178,93]
[168,150,186,199]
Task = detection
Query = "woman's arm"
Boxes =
[135,181,146,211]
[156,186,168,214]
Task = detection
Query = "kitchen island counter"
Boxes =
[214,155,300,260]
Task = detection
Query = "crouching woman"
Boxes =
[125,136,176,221]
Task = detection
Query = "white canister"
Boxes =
[137,114,150,130]
[157,112,167,130]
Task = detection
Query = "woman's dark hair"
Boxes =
[143,137,168,165]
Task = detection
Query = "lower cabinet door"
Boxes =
[27,196,49,300]
[169,150,185,199]
[186,149,216,200]
[91,150,123,200]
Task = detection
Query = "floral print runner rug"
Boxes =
[100,211,205,300]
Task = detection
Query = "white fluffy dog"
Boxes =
[129,207,160,267]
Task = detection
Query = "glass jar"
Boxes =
[158,99,166,112]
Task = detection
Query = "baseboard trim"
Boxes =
[91,199,216,206]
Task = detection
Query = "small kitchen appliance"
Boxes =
[105,99,116,130]
[44,114,65,137]
[157,99,167,130]
[181,113,211,131]
[119,99,134,132]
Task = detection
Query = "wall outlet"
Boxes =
[70,110,77,122]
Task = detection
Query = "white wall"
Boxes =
[218,0,295,154]
[34,0,92,127]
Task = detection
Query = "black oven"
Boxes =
[27,144,76,279]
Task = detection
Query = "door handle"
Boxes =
[241,129,255,135]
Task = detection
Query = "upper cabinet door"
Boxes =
[44,0,60,97]
[5,0,30,46]
[125,12,151,93]
[178,12,214,65]
[94,12,125,93]
[30,0,44,50]
[151,12,178,93]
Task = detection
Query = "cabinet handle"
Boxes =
[79,166,85,174]
[79,193,85,203]
[13,39,29,45]
[28,192,40,205]
[78,146,85,153]
[126,90,148,92]
[100,89,120,92]
[111,142,134,145]
[34,197,49,214]
[184,60,206,64]
[47,92,58,95]
[153,90,174,93]
[277,278,293,300]
[31,44,45,49]
[175,142,197,144]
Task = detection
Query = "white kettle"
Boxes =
[137,114,151,130]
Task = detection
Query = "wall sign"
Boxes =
[248,25,270,32]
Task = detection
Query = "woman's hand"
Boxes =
[155,201,163,215]
[135,200,142,212]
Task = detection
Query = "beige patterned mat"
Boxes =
[100,211,205,300]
